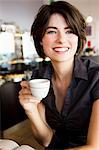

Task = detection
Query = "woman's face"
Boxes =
[41,13,78,62]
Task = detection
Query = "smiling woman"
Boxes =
[41,13,78,63]
[19,1,99,150]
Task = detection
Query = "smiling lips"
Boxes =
[53,47,70,52]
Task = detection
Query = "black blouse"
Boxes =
[32,57,99,149]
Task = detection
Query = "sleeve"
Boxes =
[31,68,39,79]
[45,132,63,150]
[31,65,47,79]
[92,74,99,101]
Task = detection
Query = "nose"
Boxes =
[56,31,66,43]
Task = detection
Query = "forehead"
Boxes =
[48,13,68,27]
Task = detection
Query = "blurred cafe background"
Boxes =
[0,0,99,148]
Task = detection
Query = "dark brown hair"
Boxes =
[31,1,86,58]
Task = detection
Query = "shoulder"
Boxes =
[78,56,99,77]
[74,56,99,80]
[31,62,52,79]
[75,57,99,102]
[81,57,99,101]
[82,56,99,79]
[80,56,99,71]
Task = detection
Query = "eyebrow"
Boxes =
[46,26,57,30]
[46,26,70,30]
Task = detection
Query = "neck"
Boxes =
[52,58,74,82]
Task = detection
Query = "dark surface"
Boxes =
[0,81,27,138]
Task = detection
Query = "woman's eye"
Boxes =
[65,30,73,34]
[47,30,56,34]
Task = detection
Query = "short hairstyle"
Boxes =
[31,1,86,58]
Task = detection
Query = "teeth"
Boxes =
[53,47,69,52]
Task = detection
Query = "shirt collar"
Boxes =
[74,57,88,80]
[43,58,88,81]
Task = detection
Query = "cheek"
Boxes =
[73,37,78,49]
[42,40,52,57]
[41,41,49,55]
[42,37,53,50]
[71,38,78,55]
[42,37,53,45]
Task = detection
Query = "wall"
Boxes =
[0,0,43,31]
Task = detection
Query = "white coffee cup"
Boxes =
[29,79,50,100]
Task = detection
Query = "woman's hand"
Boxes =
[19,81,41,112]
[19,81,53,147]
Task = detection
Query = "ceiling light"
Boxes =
[86,16,93,23]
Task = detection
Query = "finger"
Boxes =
[19,95,41,103]
[19,88,32,95]
[20,81,30,89]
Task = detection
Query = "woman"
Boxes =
[19,1,99,149]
